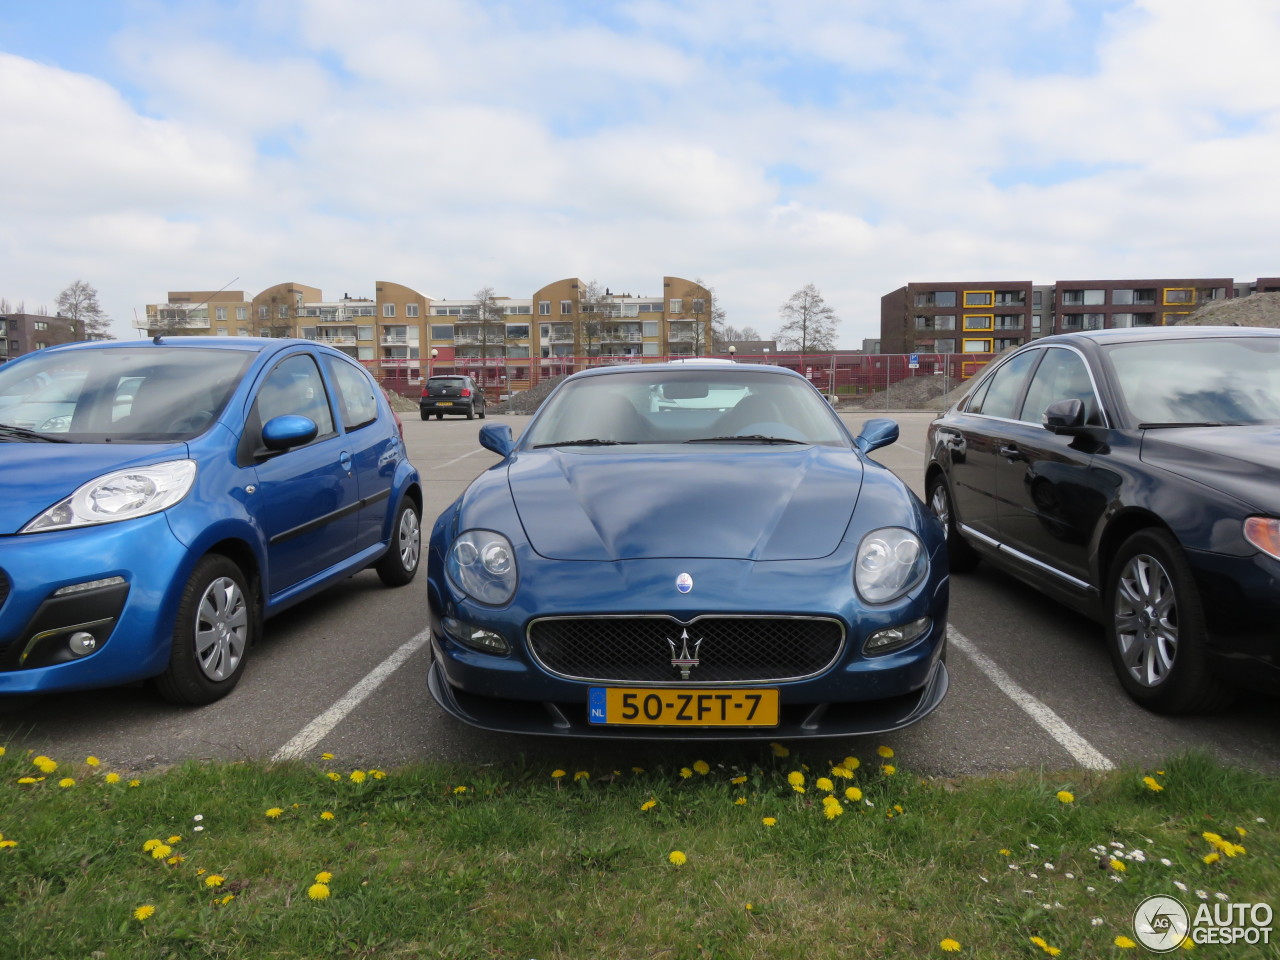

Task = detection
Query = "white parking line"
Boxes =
[433,448,486,470]
[272,629,432,762]
[948,626,1115,771]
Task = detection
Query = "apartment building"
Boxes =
[0,312,79,361]
[881,276,1279,355]
[143,276,713,392]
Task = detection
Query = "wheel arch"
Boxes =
[1095,508,1173,586]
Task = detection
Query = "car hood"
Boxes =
[506,445,863,561]
[1140,426,1280,511]
[0,443,189,535]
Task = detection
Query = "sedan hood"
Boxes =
[507,446,863,561]
[0,443,188,535]
[1141,426,1280,511]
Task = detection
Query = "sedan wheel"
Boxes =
[1105,529,1233,714]
[375,496,421,586]
[155,555,256,705]
[927,475,979,572]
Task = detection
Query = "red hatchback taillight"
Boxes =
[460,388,471,397]
[420,387,430,397]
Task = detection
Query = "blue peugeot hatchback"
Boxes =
[0,337,422,704]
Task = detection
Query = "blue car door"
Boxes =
[324,356,399,551]
[250,352,360,596]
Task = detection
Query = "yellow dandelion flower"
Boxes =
[320,753,334,760]
[307,882,331,900]
[845,786,863,802]
[58,778,75,788]
[843,756,861,770]
[573,770,589,781]
[128,779,141,787]
[876,745,894,759]
[1114,936,1137,949]
[142,839,161,852]
[679,767,693,779]
[786,771,805,787]
[762,817,777,827]
[265,807,284,818]
[816,777,834,792]
[16,777,37,785]
[133,905,155,921]
[166,835,181,844]
[668,850,687,865]
[894,804,904,814]
[1056,790,1075,804]
[1203,852,1220,864]
[150,844,172,860]
[0,839,18,849]
[940,939,962,953]
[824,801,844,819]
[693,760,710,775]
[1029,936,1062,956]
[1143,776,1164,792]
[453,785,468,794]
[33,755,57,773]
[640,799,657,811]
[320,811,335,821]
[632,766,645,774]
[370,769,387,779]
[831,766,852,779]
[196,868,206,875]
[349,770,367,783]
[791,784,806,794]
[166,855,184,865]
[1109,859,1126,872]
[0,746,5,756]
[734,797,747,805]
[326,772,341,782]
[882,764,897,776]
[551,769,565,779]
[104,772,121,784]
[315,871,333,883]
[1235,826,1247,837]
[85,756,100,767]
[205,874,225,887]
[1202,832,1222,843]
[217,894,235,906]
[730,775,748,784]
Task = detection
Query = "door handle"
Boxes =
[339,451,353,473]
[999,445,1024,461]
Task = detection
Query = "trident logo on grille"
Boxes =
[667,628,702,679]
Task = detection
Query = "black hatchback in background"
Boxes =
[420,375,486,421]
[925,326,1280,714]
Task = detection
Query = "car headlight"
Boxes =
[447,530,518,605]
[855,527,927,603]
[1244,517,1280,561]
[21,460,198,534]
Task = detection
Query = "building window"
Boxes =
[691,298,705,314]
[915,315,955,331]
[1163,312,1190,324]
[34,340,49,350]
[934,339,956,353]
[994,338,1021,351]
[963,291,994,308]
[560,300,573,314]
[34,320,48,330]
[1163,288,1194,304]
[215,307,226,321]
[383,304,396,317]
[406,303,419,318]
[539,301,551,315]
[962,338,993,353]
[506,324,529,340]
[279,305,289,319]
[963,315,993,331]
[431,324,454,340]
[236,306,247,321]
[914,291,956,308]
[1033,291,1043,307]
[993,315,1023,330]
[669,298,683,314]
[642,321,659,338]
[259,306,269,320]
[1031,315,1042,331]
[994,290,1026,305]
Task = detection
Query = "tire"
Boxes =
[419,411,429,421]
[466,403,475,420]
[927,474,980,573]
[375,496,421,586]
[1104,529,1235,714]
[478,403,486,420]
[154,555,257,705]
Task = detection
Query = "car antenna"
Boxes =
[144,276,239,345]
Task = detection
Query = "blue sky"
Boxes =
[2,0,1278,344]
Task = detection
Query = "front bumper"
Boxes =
[0,513,190,694]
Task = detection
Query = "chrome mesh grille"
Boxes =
[527,616,844,683]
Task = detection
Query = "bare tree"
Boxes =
[470,286,508,363]
[775,284,838,352]
[55,280,115,340]
[578,280,609,357]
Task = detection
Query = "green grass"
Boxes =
[0,743,1276,959]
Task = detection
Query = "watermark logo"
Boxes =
[1133,895,1273,951]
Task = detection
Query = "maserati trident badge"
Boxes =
[675,572,693,594]
[668,628,702,680]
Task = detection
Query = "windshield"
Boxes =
[1104,336,1280,426]
[0,347,252,442]
[522,368,849,448]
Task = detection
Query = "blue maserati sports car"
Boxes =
[426,361,949,739]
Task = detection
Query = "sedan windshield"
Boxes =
[0,347,252,442]
[523,368,850,447]
[1105,336,1280,426]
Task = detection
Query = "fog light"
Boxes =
[864,617,931,656]
[68,632,98,656]
[442,617,510,654]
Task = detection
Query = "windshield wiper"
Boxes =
[532,438,636,448]
[1138,422,1243,429]
[685,434,808,445]
[0,423,71,443]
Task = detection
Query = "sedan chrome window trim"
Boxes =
[958,524,1092,591]
[960,344,1112,430]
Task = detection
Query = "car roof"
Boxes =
[564,362,804,382]
[1028,325,1280,348]
[43,336,294,355]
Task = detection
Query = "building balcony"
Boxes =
[380,335,412,346]
[314,334,357,346]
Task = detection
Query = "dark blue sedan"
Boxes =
[0,337,422,704]
[426,361,949,739]
[926,326,1280,713]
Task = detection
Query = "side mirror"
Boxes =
[854,417,899,454]
[1042,398,1086,434]
[479,421,515,458]
[262,414,318,451]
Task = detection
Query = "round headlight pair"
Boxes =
[447,530,518,605]
[855,527,927,604]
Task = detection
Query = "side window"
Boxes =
[968,349,1038,419]
[256,355,335,437]
[1019,348,1099,424]
[328,358,380,431]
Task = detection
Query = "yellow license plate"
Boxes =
[589,687,779,727]
[436,401,453,406]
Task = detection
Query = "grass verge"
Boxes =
[0,742,1276,958]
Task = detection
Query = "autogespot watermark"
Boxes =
[1133,895,1274,951]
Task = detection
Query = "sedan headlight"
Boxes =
[855,527,927,604]
[447,530,518,605]
[1244,517,1280,561]
[21,460,198,534]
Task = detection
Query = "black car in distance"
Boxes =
[420,375,487,420]
[926,326,1280,714]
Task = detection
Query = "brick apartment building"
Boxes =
[0,312,79,361]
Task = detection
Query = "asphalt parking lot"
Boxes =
[3,410,1278,777]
